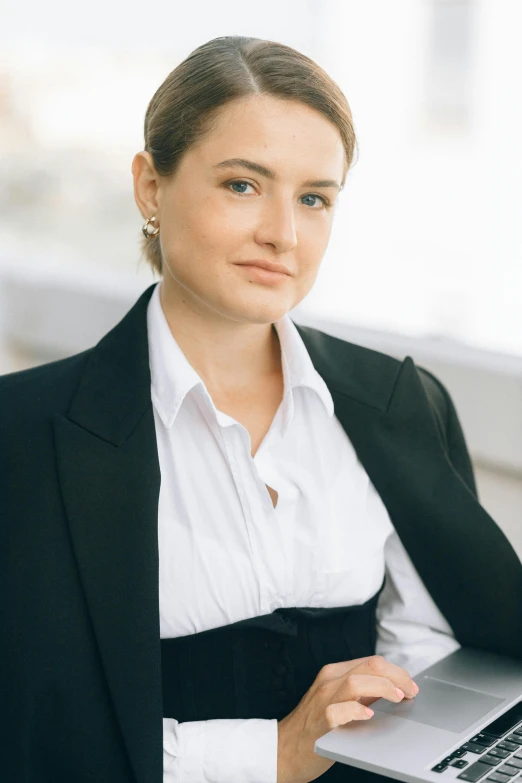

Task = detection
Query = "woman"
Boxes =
[2,36,522,783]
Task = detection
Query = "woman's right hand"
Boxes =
[276,654,419,783]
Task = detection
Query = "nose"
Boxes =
[254,196,297,254]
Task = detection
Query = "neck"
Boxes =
[158,280,283,395]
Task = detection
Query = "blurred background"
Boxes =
[1,0,521,551]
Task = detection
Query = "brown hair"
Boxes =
[140,35,358,276]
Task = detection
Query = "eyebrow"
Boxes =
[213,158,343,190]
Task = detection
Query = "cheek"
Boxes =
[174,197,250,255]
[298,206,332,240]
[298,221,331,267]
[160,210,239,292]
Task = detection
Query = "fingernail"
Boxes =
[365,707,374,717]
[412,682,419,694]
[395,688,405,700]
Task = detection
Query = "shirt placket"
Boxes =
[255,447,298,607]
[216,419,285,615]
[252,408,294,611]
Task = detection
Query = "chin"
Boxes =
[213,282,292,320]
[225,298,293,325]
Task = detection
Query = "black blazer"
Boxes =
[2,283,522,783]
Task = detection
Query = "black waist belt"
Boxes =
[160,576,386,723]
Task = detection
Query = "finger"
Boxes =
[338,672,407,704]
[316,657,375,683]
[358,695,380,707]
[324,699,374,730]
[350,655,419,699]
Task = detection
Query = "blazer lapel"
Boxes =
[53,283,162,783]
[295,323,522,660]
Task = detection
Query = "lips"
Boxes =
[235,263,291,285]
[235,261,292,275]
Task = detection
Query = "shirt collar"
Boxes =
[146,282,334,431]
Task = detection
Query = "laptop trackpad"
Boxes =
[373,676,505,733]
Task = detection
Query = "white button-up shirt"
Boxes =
[146,282,460,783]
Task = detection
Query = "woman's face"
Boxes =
[133,94,346,325]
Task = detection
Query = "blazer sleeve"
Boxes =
[416,366,478,500]
[375,364,476,675]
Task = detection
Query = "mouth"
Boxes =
[234,263,292,285]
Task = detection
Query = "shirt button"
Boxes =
[267,639,282,651]
[276,689,289,700]
[273,662,287,675]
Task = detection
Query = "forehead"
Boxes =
[189,94,346,177]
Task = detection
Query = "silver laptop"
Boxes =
[314,647,522,783]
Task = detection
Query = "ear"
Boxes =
[131,151,161,220]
